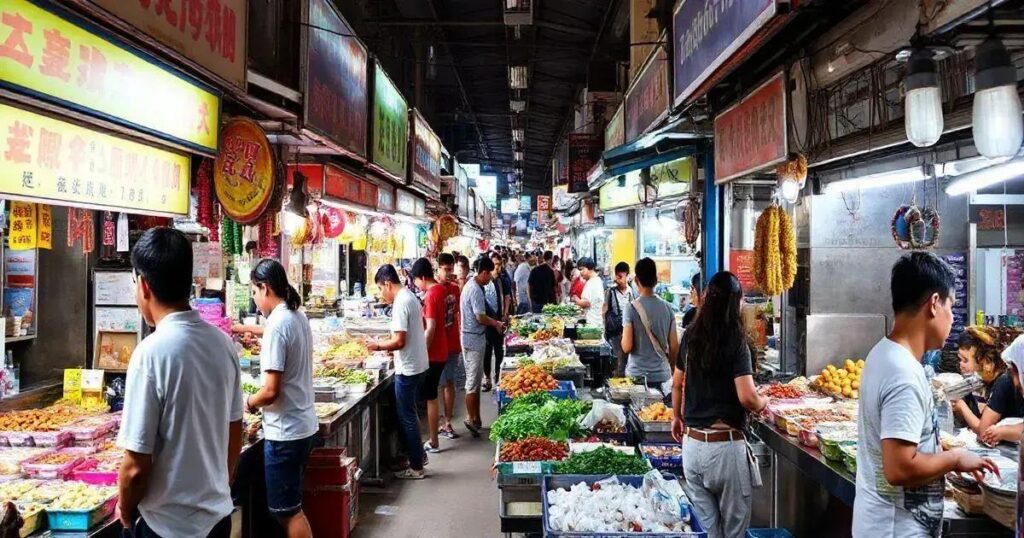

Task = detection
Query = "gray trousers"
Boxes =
[681,437,753,538]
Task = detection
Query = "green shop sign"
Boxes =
[371,62,409,179]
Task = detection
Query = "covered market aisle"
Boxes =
[356,398,501,537]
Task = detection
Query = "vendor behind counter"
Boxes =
[952,326,1024,444]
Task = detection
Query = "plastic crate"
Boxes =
[497,380,578,409]
[494,440,565,487]
[747,530,794,538]
[639,443,682,471]
[541,474,706,537]
[46,496,117,531]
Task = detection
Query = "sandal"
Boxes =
[464,419,480,438]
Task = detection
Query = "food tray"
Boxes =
[0,447,53,475]
[639,443,682,471]
[341,382,368,394]
[628,408,672,434]
[46,495,117,532]
[541,474,706,537]
[16,503,44,538]
[840,444,857,475]
[606,377,648,402]
[22,448,93,479]
[497,380,577,408]
[819,439,853,462]
[981,480,1015,529]
[62,416,117,441]
[1,431,73,448]
[593,419,633,445]
[71,457,119,485]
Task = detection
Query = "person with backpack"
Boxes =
[621,258,679,395]
[603,262,636,376]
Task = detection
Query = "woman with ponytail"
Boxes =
[245,259,318,538]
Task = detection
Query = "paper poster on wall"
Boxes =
[4,249,35,287]
[94,271,135,305]
[95,306,141,333]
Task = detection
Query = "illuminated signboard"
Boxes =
[371,62,409,179]
[0,0,221,153]
[0,103,190,215]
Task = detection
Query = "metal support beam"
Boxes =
[702,149,720,282]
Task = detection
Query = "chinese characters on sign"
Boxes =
[371,63,408,180]
[411,110,442,199]
[8,202,36,250]
[567,133,602,194]
[625,46,669,142]
[604,104,624,152]
[323,165,377,208]
[0,103,190,215]
[537,195,551,225]
[729,250,758,293]
[714,72,787,183]
[305,0,367,157]
[0,0,221,152]
[213,118,276,223]
[91,0,247,88]
[673,0,776,106]
[38,204,51,249]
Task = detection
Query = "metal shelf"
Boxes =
[5,334,35,344]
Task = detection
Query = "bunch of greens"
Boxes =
[542,304,580,317]
[576,326,603,340]
[490,393,590,442]
[340,370,374,384]
[553,446,650,475]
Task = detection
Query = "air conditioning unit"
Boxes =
[504,0,533,26]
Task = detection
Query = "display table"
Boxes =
[750,419,1013,537]
[318,372,394,486]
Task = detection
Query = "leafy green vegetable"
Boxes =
[242,382,260,395]
[576,327,603,340]
[490,394,590,442]
[554,446,650,475]
[542,304,580,317]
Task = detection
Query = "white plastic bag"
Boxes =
[578,399,626,430]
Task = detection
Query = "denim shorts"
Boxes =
[438,352,463,386]
[264,435,319,516]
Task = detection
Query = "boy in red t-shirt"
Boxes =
[437,253,462,439]
[411,258,449,453]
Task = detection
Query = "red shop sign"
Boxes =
[729,249,759,293]
[568,133,602,194]
[324,165,378,209]
[285,164,324,198]
[714,71,787,184]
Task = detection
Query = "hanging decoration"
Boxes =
[221,216,244,256]
[8,202,37,251]
[196,158,219,238]
[891,204,941,249]
[37,205,51,250]
[417,224,429,250]
[213,118,278,224]
[257,213,277,259]
[682,198,701,249]
[102,212,116,247]
[321,207,346,239]
[753,204,796,296]
[67,208,94,254]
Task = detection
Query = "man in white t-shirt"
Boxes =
[118,228,242,538]
[368,264,430,479]
[854,252,999,538]
[513,252,535,315]
[573,257,605,330]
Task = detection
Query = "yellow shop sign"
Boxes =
[0,103,191,216]
[0,0,221,153]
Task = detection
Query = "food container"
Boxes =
[639,443,683,471]
[783,415,806,437]
[46,495,118,532]
[497,380,578,409]
[797,425,821,448]
[840,444,857,474]
[493,441,564,487]
[952,485,985,515]
[62,416,117,441]
[15,502,44,537]
[2,431,73,448]
[342,382,368,395]
[314,389,336,403]
[0,447,52,475]
[22,447,93,479]
[71,455,121,485]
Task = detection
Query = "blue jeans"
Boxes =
[264,434,319,516]
[395,373,426,470]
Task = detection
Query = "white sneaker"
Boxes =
[395,468,425,480]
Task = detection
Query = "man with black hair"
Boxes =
[436,253,462,439]
[854,252,999,537]
[118,228,242,538]
[604,262,636,376]
[573,257,604,328]
[411,258,449,454]
[527,250,557,313]
[513,251,535,315]
[482,252,512,391]
[367,264,429,479]
[460,256,504,436]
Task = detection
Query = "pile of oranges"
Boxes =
[816,359,865,399]
[499,365,559,398]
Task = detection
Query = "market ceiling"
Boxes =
[343,0,628,195]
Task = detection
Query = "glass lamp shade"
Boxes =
[905,86,944,147]
[282,209,307,237]
[780,179,801,203]
[973,85,1024,160]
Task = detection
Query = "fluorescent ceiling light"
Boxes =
[510,65,528,89]
[825,166,928,194]
[514,151,524,161]
[946,160,1024,196]
[510,99,526,113]
[512,129,524,142]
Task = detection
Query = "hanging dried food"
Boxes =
[682,199,700,249]
[753,205,797,296]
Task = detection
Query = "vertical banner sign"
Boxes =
[0,103,190,215]
[90,0,248,88]
[9,202,36,250]
[37,205,51,249]
[410,110,442,198]
[214,118,277,223]
[305,0,368,157]
[568,133,602,194]
[371,63,409,180]
[604,104,625,151]
[552,185,570,211]
[943,252,968,348]
[673,0,777,106]
[537,195,552,225]
[625,47,669,142]
[0,0,221,153]
[729,250,758,293]
[714,72,787,183]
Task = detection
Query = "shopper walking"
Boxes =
[682,272,703,329]
[514,251,535,315]
[853,253,998,537]
[573,257,604,329]
[367,265,430,479]
[671,271,765,538]
[244,259,318,538]
[436,253,462,439]
[411,258,450,454]
[461,257,505,437]
[621,257,679,393]
[527,251,558,313]
[482,252,511,392]
[603,262,636,376]
[118,228,241,538]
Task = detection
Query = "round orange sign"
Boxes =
[214,117,277,224]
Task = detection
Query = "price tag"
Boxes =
[511,461,542,474]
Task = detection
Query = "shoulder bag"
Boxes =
[631,299,668,361]
[604,288,623,337]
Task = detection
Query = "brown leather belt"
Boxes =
[685,427,745,443]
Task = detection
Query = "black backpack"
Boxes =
[604,288,624,337]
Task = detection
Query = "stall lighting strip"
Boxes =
[946,160,1024,196]
[824,166,929,194]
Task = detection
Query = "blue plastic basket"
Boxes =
[541,474,706,537]
[639,443,683,470]
[746,529,794,538]
[498,380,578,410]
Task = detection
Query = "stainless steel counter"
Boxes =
[751,419,1012,537]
